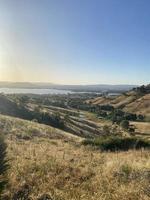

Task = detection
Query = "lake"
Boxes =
[0,88,121,96]
[0,88,73,95]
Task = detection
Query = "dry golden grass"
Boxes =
[131,121,150,140]
[86,96,113,105]
[87,92,150,118]
[86,91,137,109]
[5,137,150,200]
[124,94,150,117]
[112,95,137,108]
[83,111,111,126]
[0,114,149,200]
[0,114,80,141]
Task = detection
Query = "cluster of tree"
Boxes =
[133,84,150,95]
[97,108,144,123]
[68,98,91,110]
[29,93,98,111]
[67,100,114,113]
[32,109,64,129]
[82,136,150,151]
[40,96,67,108]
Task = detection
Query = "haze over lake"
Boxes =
[0,88,73,95]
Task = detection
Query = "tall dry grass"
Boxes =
[0,114,149,200]
[4,137,150,200]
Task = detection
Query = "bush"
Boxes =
[107,109,139,124]
[137,114,144,121]
[120,120,129,130]
[0,135,8,195]
[124,113,137,121]
[82,136,150,151]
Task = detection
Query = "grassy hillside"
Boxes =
[131,121,150,139]
[0,114,80,142]
[0,114,149,200]
[0,94,19,116]
[87,85,150,118]
[86,91,139,109]
[124,94,150,117]
[0,94,120,138]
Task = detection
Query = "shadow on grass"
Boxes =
[82,136,150,152]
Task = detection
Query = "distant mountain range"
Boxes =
[0,82,137,92]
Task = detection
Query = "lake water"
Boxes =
[0,88,121,96]
[0,88,73,95]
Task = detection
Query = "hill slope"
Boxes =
[0,114,80,141]
[0,114,149,200]
[0,94,117,138]
[0,94,19,115]
[87,91,137,108]
[87,85,150,117]
[124,94,150,117]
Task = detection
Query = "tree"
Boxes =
[0,135,8,195]
[138,114,144,121]
[120,120,129,130]
[124,113,137,121]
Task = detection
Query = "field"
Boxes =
[0,114,149,200]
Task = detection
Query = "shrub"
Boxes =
[120,120,129,130]
[124,113,137,121]
[82,136,150,151]
[137,114,144,121]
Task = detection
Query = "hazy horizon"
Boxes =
[0,0,150,85]
[0,80,139,86]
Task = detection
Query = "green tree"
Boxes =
[120,120,129,130]
[138,114,144,121]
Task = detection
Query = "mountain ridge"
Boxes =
[0,81,137,92]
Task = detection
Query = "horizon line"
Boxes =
[0,81,141,86]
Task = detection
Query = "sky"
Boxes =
[0,0,150,85]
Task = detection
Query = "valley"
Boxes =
[0,84,149,200]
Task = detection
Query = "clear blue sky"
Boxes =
[0,0,150,85]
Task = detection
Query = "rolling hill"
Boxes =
[123,94,150,117]
[0,86,149,199]
[87,84,150,118]
[0,94,121,138]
